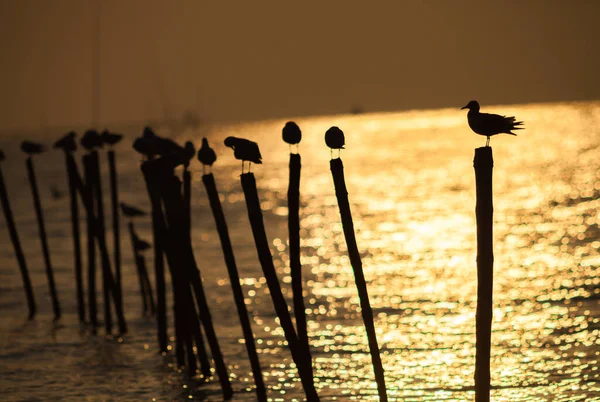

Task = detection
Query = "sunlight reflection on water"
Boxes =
[0,101,599,401]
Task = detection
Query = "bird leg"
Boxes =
[202,164,206,175]
[241,160,245,174]
[486,137,490,147]
[249,162,252,173]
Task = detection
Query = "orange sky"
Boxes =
[0,0,599,132]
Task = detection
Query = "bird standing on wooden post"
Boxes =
[21,141,45,155]
[462,100,524,147]
[54,132,78,152]
[100,130,123,147]
[224,136,262,173]
[325,126,345,159]
[283,121,302,153]
[197,138,217,174]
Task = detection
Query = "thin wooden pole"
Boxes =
[65,153,85,322]
[0,164,36,319]
[474,146,494,402]
[241,173,319,401]
[141,164,168,353]
[82,153,98,332]
[26,156,61,320]
[203,173,266,400]
[330,158,387,402]
[128,222,148,313]
[288,153,311,362]
[108,150,123,316]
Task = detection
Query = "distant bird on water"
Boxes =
[462,100,524,147]
[224,136,262,173]
[54,131,77,152]
[80,130,103,150]
[21,141,45,155]
[197,138,216,174]
[325,126,345,158]
[282,121,302,152]
[120,202,146,218]
[101,130,123,146]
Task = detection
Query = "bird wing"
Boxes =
[478,112,524,135]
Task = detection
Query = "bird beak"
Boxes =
[461,104,468,110]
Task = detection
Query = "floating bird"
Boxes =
[54,131,77,152]
[120,202,147,218]
[224,136,262,173]
[182,141,195,167]
[197,138,217,174]
[325,126,345,158]
[461,100,524,147]
[133,234,152,252]
[0,149,4,161]
[80,130,103,150]
[21,141,45,155]
[101,130,123,146]
[282,121,302,152]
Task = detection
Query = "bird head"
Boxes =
[461,100,480,111]
[201,138,209,148]
[81,130,103,150]
[224,136,237,149]
[54,131,77,152]
[142,126,156,138]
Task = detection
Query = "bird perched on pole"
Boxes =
[325,126,345,158]
[120,202,146,218]
[54,132,77,152]
[224,136,262,173]
[133,234,151,252]
[282,121,302,153]
[461,100,524,147]
[182,141,195,168]
[21,141,45,155]
[101,130,123,147]
[197,138,217,174]
[81,130,103,151]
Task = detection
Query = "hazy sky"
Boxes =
[1,0,599,132]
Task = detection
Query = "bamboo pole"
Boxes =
[203,173,266,400]
[330,158,387,402]
[241,172,319,401]
[474,146,494,402]
[0,163,36,319]
[26,156,61,320]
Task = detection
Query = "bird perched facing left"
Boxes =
[325,126,345,158]
[54,131,77,152]
[21,141,45,155]
[462,100,524,147]
[120,202,146,218]
[81,130,103,150]
[197,138,216,174]
[282,121,302,152]
[101,130,123,146]
[224,136,262,173]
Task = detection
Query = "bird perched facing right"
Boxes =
[81,130,103,150]
[325,126,345,158]
[54,131,77,152]
[224,136,262,173]
[462,100,524,147]
[197,138,216,174]
[120,202,146,218]
[21,141,45,155]
[282,121,302,152]
[100,130,123,146]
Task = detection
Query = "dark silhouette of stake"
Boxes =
[25,155,61,320]
[474,146,494,402]
[137,252,155,314]
[82,153,98,331]
[55,132,85,322]
[108,149,123,315]
[240,173,319,401]
[140,165,168,353]
[288,153,311,364]
[202,172,267,401]
[330,158,387,402]
[128,222,155,314]
[0,160,36,319]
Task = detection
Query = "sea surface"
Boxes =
[1,102,599,401]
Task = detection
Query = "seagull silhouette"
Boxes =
[100,130,123,146]
[224,136,262,173]
[81,130,103,151]
[21,141,45,155]
[282,121,302,152]
[133,234,151,252]
[325,126,345,158]
[461,100,524,147]
[120,202,146,218]
[197,138,217,174]
[54,131,77,152]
